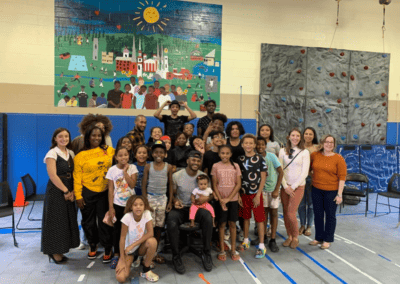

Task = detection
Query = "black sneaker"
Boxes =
[268,239,279,253]
[202,250,213,272]
[173,254,185,274]
[103,247,113,263]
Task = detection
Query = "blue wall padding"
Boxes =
[0,114,3,182]
[387,122,397,145]
[360,145,398,192]
[336,145,360,174]
[5,113,257,196]
[7,114,38,197]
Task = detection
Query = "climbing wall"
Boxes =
[259,44,390,145]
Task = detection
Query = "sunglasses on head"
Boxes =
[289,148,295,159]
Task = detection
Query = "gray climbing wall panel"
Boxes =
[259,44,390,145]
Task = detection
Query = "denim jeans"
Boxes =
[298,177,314,227]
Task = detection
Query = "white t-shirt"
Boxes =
[106,165,139,206]
[43,147,75,163]
[192,187,213,199]
[58,99,67,107]
[121,210,152,254]
[158,95,171,110]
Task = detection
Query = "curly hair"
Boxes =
[226,121,245,137]
[212,113,228,124]
[78,114,113,136]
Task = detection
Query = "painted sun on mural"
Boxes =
[54,0,222,111]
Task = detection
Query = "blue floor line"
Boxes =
[242,261,257,278]
[276,232,348,284]
[0,225,82,234]
[264,254,297,284]
[378,254,392,262]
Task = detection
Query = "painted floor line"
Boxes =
[334,234,376,254]
[224,241,262,284]
[378,254,391,262]
[87,261,95,268]
[263,254,297,284]
[77,274,85,282]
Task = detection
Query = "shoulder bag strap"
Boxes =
[283,150,303,170]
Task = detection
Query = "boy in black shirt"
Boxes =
[107,81,123,108]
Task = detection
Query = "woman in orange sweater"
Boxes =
[309,134,346,250]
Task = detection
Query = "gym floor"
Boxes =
[0,193,399,284]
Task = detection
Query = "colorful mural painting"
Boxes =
[54,0,222,111]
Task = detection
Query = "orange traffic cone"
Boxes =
[13,182,29,207]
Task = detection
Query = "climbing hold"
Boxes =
[341,136,346,141]
[325,90,331,95]
[267,83,272,88]
[340,52,345,56]
[281,97,287,102]
[299,118,304,123]
[300,49,306,54]
[359,91,363,96]
[381,137,385,141]
[326,108,332,113]
[337,99,342,103]
[353,134,359,140]
[289,60,294,64]
[317,67,322,71]
[381,93,386,97]
[377,123,381,127]
[382,54,388,58]
[364,66,369,70]
[382,102,387,106]
[342,72,347,77]
[297,69,302,74]
[350,75,355,81]
[311,109,317,113]
[318,122,323,127]
[275,114,281,119]
[94,10,100,16]
[355,103,359,108]
[299,87,304,91]
[329,72,335,77]
[361,123,365,127]
[376,81,380,84]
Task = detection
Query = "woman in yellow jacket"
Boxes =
[74,125,115,263]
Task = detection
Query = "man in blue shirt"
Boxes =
[96,92,107,107]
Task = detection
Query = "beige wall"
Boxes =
[1,0,399,121]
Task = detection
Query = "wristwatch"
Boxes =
[64,191,70,195]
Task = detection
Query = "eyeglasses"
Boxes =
[289,148,295,159]
[324,141,334,145]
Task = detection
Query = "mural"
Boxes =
[54,0,222,111]
[259,44,390,145]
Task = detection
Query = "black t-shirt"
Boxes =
[170,145,191,168]
[238,154,268,195]
[107,89,123,108]
[227,138,245,163]
[160,115,189,140]
[197,115,212,135]
[77,92,88,107]
[202,150,221,176]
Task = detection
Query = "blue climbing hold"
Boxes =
[359,91,363,96]
[355,103,359,108]
[341,136,346,141]
[281,97,287,102]
[299,118,304,123]
[353,134,359,140]
[325,91,330,95]
[383,54,388,58]
[376,81,380,84]
[289,60,294,64]
[317,67,322,71]
[318,122,323,127]
[326,108,332,113]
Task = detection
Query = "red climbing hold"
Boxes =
[350,75,355,81]
[275,114,281,119]
[300,49,306,54]
[329,72,335,77]
[337,99,342,103]
[377,123,381,127]
[311,109,316,113]
[361,123,365,127]
[94,10,100,16]
[364,66,369,70]
[342,72,347,77]
[299,87,304,91]
[382,102,387,106]
[116,25,121,30]
[267,83,272,88]
[340,52,345,56]
[297,69,302,74]
[381,137,385,141]
[381,93,386,97]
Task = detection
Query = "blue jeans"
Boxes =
[298,178,313,227]
[311,186,338,243]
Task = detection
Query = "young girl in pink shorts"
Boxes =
[189,174,215,227]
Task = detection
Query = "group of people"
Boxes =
[41,98,347,283]
[58,76,196,110]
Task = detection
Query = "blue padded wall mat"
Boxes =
[336,145,360,174]
[387,122,397,145]
[0,114,4,183]
[360,145,398,192]
[36,115,69,195]
[68,115,85,139]
[108,115,130,147]
[7,114,38,197]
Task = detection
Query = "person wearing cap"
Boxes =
[161,135,174,166]
[153,100,196,147]
[166,150,213,274]
[142,140,174,265]
[77,85,88,107]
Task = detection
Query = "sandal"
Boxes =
[109,256,119,269]
[140,270,160,282]
[309,240,322,246]
[282,239,292,247]
[289,239,299,249]
[231,251,240,261]
[304,227,312,236]
[299,226,305,235]
[216,241,229,251]
[154,254,165,264]
[320,242,331,250]
[217,251,226,261]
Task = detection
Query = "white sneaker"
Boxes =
[75,242,86,250]
[224,230,231,241]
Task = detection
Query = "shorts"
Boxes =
[239,194,265,223]
[217,201,239,224]
[147,194,167,227]
[262,191,280,209]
